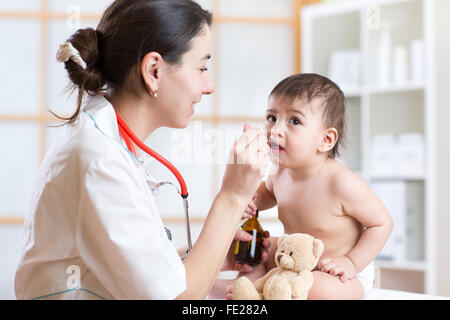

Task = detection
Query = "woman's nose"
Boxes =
[202,73,215,95]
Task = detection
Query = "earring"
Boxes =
[154,91,158,98]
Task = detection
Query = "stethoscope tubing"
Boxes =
[116,112,188,198]
[115,111,192,257]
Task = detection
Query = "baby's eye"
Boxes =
[281,250,285,253]
[289,252,293,256]
[289,117,301,126]
[266,115,276,122]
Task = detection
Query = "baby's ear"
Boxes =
[318,127,338,153]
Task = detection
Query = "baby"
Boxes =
[234,73,393,300]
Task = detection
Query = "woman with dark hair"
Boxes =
[14,0,270,300]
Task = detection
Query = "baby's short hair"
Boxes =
[269,73,346,159]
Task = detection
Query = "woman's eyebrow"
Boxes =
[200,54,211,61]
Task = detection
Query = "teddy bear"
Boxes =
[232,233,324,300]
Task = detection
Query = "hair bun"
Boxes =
[62,28,104,93]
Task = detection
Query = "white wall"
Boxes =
[0,226,23,299]
[0,0,293,299]
[435,0,450,298]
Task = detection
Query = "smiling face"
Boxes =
[265,95,328,169]
[156,25,214,128]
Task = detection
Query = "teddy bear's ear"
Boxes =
[313,239,324,258]
[277,234,289,247]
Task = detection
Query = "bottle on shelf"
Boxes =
[234,210,264,266]
[376,21,392,86]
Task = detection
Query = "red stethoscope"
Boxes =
[115,111,192,259]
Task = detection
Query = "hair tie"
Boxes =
[56,41,87,70]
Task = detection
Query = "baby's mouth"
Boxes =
[270,141,285,152]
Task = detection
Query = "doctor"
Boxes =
[15,0,270,300]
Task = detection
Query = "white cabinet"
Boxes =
[302,0,439,294]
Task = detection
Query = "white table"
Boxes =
[367,288,450,300]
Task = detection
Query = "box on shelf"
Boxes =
[328,49,361,91]
[371,134,397,174]
[371,181,424,262]
[397,133,425,175]
[405,182,424,261]
[371,133,425,175]
[371,181,406,261]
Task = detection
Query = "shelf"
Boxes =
[302,0,437,294]
[340,83,425,98]
[368,172,426,181]
[367,83,425,95]
[375,259,427,272]
[341,86,363,97]
[302,0,361,18]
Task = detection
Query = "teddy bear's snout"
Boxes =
[277,253,294,270]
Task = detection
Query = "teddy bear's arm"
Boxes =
[254,267,280,292]
[291,270,314,297]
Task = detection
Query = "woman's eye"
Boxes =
[289,117,301,125]
[266,115,276,122]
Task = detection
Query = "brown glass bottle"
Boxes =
[234,210,264,266]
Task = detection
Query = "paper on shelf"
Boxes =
[371,181,406,261]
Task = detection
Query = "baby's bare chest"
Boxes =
[271,175,345,232]
[274,176,339,213]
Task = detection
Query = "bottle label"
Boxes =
[249,229,257,258]
[234,230,264,266]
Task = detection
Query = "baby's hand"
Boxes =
[318,256,357,283]
[242,193,258,219]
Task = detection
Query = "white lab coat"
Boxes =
[14,95,186,300]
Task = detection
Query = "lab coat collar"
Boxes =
[82,94,122,144]
[83,94,160,188]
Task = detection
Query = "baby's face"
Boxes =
[265,95,327,168]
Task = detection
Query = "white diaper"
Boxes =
[355,262,375,299]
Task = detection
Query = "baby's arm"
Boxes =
[242,178,277,218]
[331,170,393,275]
[254,177,277,211]
[243,178,277,218]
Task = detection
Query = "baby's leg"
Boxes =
[307,271,364,300]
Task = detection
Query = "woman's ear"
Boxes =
[141,52,162,97]
[318,127,338,154]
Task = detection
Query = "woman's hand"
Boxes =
[220,125,270,207]
[221,229,271,273]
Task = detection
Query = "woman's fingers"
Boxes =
[234,126,268,165]
[234,229,253,242]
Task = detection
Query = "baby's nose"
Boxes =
[270,125,285,137]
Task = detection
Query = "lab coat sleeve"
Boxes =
[77,156,186,299]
